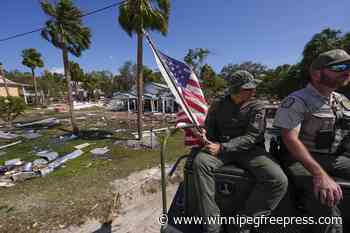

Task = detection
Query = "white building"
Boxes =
[110,82,177,113]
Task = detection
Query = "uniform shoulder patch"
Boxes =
[281,97,295,109]
[341,100,350,110]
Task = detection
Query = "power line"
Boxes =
[0,0,127,43]
[0,28,43,43]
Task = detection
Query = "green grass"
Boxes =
[0,129,189,233]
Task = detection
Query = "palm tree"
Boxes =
[184,48,210,76]
[0,63,10,97]
[21,48,44,105]
[118,0,170,139]
[40,0,91,133]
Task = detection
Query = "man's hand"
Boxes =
[282,128,343,207]
[192,128,210,145]
[192,128,220,156]
[313,173,343,207]
[204,142,221,156]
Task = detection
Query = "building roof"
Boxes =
[149,82,169,89]
[112,91,136,99]
[113,82,174,100]
[0,75,31,87]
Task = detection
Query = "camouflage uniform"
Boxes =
[192,71,288,233]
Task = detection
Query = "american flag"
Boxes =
[146,36,208,146]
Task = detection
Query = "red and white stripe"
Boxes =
[148,39,208,147]
[176,73,208,146]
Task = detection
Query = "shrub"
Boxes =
[0,96,26,126]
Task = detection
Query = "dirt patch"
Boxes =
[52,165,182,233]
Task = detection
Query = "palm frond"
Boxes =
[118,0,170,36]
[40,0,57,17]
[41,0,91,57]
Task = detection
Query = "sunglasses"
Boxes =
[326,63,350,72]
[241,88,256,92]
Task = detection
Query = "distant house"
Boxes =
[0,75,34,104]
[72,81,105,102]
[110,82,178,113]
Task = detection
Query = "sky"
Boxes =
[0,0,349,75]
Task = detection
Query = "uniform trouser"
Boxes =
[285,153,350,233]
[192,146,288,233]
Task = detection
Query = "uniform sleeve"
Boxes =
[273,96,305,130]
[220,103,266,152]
[204,103,219,142]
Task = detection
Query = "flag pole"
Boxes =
[144,31,202,133]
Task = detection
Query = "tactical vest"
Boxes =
[294,92,350,154]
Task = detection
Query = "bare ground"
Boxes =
[52,166,181,233]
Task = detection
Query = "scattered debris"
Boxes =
[0,165,16,175]
[11,172,39,182]
[114,132,160,149]
[115,129,128,133]
[78,130,113,140]
[0,131,19,140]
[33,159,48,167]
[140,132,160,149]
[0,166,6,175]
[5,159,23,166]
[131,127,172,136]
[90,147,112,160]
[0,140,22,150]
[53,133,78,144]
[21,132,41,139]
[114,140,141,150]
[74,143,91,150]
[63,150,84,160]
[36,150,59,162]
[51,104,68,113]
[76,116,87,121]
[90,147,109,155]
[16,118,60,129]
[23,162,33,172]
[40,150,84,176]
[39,167,54,176]
[73,102,101,110]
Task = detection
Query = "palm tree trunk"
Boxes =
[62,47,79,134]
[136,31,144,140]
[31,68,39,105]
[0,65,10,97]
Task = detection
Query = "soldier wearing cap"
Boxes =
[274,49,350,233]
[192,70,288,233]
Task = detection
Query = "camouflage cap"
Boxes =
[228,70,262,90]
[311,49,350,70]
